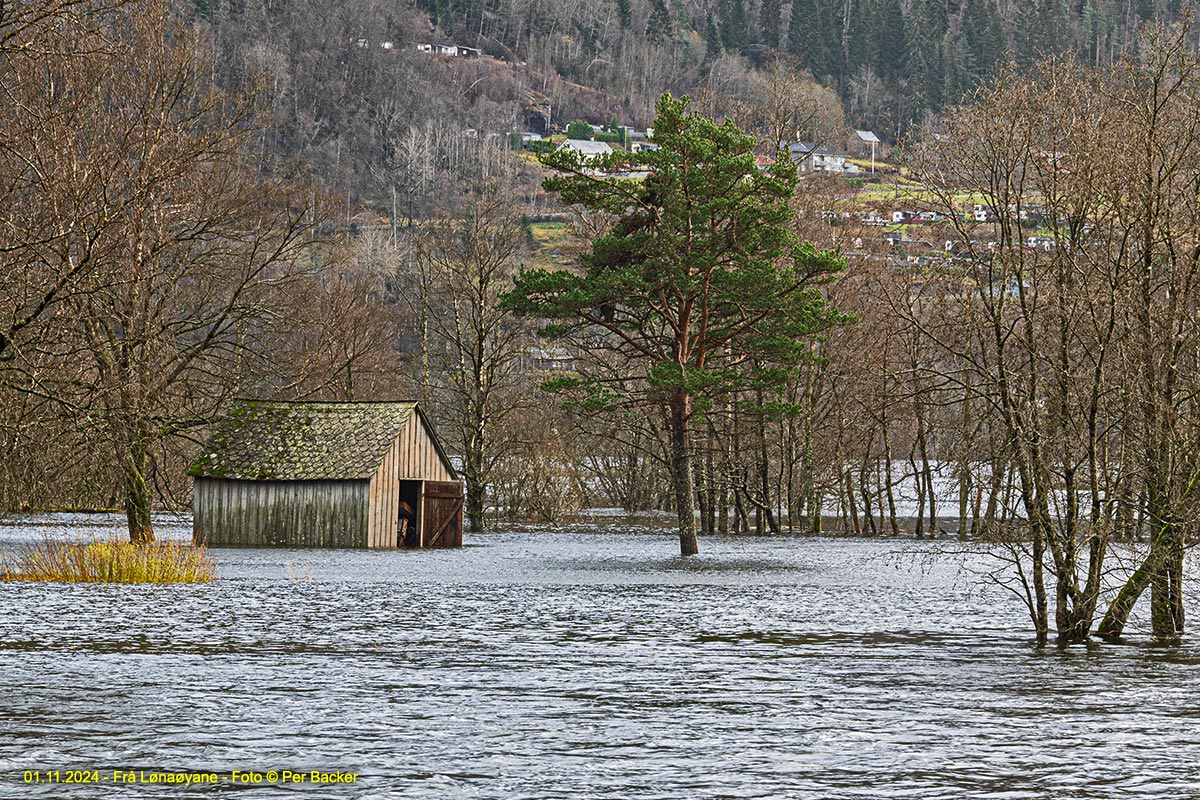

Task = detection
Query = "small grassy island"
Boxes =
[2,538,215,584]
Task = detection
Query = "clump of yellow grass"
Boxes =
[2,537,216,583]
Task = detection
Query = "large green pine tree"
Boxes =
[505,94,846,556]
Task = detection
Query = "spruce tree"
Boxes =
[1040,0,1069,54]
[720,0,750,54]
[759,0,782,50]
[845,0,875,76]
[905,0,944,107]
[705,11,723,58]
[942,29,975,103]
[646,0,674,45]
[616,0,631,30]
[960,0,993,89]
[787,0,825,74]
[982,0,1005,74]
[1014,1,1041,67]
[875,0,906,83]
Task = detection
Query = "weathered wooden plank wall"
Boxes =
[195,414,457,549]
[194,478,370,547]
[399,416,454,481]
[367,434,400,548]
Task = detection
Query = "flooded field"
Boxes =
[2,513,1199,799]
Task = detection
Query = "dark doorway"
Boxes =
[398,480,422,548]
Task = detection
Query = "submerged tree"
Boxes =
[908,20,1200,643]
[505,93,846,555]
[408,192,534,533]
[0,2,315,542]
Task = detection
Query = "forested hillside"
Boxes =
[189,0,1188,220]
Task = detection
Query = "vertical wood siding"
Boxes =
[367,431,400,549]
[194,478,369,548]
[398,415,454,480]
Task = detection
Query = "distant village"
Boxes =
[395,39,1055,261]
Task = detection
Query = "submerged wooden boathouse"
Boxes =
[190,401,463,549]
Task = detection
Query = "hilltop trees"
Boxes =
[505,93,845,555]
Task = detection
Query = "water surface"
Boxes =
[1,514,1198,799]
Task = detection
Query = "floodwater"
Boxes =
[2,514,1200,799]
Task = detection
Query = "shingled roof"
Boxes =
[189,401,421,481]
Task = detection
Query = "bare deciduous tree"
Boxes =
[0,2,317,542]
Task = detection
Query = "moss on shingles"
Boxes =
[188,401,419,481]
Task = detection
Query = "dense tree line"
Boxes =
[414,0,1189,130]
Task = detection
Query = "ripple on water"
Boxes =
[1,517,1199,799]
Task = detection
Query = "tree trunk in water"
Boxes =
[859,464,877,536]
[1097,521,1183,641]
[809,486,822,534]
[124,437,155,544]
[694,435,712,537]
[1168,544,1185,634]
[844,469,861,535]
[981,457,1007,538]
[1151,542,1184,642]
[1097,552,1156,641]
[669,393,698,556]
[1032,528,1048,645]
[718,414,731,534]
[704,426,716,536]
[466,477,485,533]
[957,467,970,541]
[754,384,779,534]
[465,402,487,532]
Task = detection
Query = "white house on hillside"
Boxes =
[788,142,859,174]
[557,139,614,160]
[556,139,614,174]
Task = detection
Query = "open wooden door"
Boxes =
[420,481,464,548]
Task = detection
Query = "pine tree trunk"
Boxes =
[669,392,698,555]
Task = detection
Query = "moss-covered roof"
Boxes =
[189,401,419,481]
